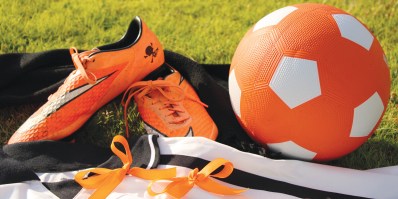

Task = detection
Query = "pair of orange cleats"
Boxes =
[8,17,218,144]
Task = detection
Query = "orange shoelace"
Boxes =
[69,47,99,85]
[74,135,247,198]
[74,135,176,199]
[47,48,100,101]
[147,158,247,198]
[121,79,208,138]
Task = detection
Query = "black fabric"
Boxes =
[129,134,159,169]
[0,147,40,184]
[98,134,160,170]
[3,140,112,172]
[0,49,267,156]
[160,154,369,199]
[43,180,81,199]
[0,49,75,106]
[202,63,230,85]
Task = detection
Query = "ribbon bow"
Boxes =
[74,135,176,199]
[147,158,247,198]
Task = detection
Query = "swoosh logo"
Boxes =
[143,122,194,137]
[16,72,115,133]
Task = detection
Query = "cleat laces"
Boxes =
[69,47,99,85]
[48,48,99,101]
[121,79,208,137]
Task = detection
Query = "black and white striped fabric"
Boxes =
[1,134,397,199]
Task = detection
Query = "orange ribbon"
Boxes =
[74,135,176,199]
[147,158,247,198]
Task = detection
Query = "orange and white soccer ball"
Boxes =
[228,3,390,161]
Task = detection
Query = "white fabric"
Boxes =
[367,165,398,175]
[74,166,299,199]
[146,134,157,169]
[157,137,398,199]
[0,180,59,199]
[75,136,398,198]
[37,170,78,182]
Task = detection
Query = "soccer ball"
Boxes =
[228,3,390,161]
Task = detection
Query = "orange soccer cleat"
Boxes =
[8,16,164,144]
[122,64,218,140]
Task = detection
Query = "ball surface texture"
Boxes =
[229,3,390,161]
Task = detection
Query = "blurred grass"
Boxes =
[0,0,397,169]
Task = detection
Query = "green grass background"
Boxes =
[0,0,397,169]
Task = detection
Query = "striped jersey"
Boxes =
[1,134,397,199]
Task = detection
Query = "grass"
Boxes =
[0,0,397,170]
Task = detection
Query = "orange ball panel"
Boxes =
[229,3,390,161]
